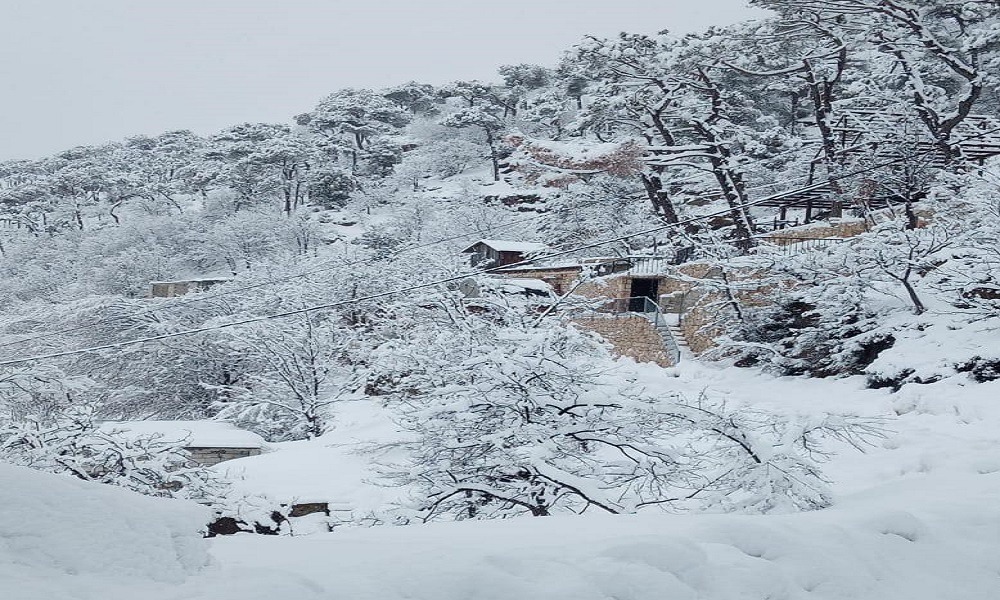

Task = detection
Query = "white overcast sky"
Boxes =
[0,0,768,161]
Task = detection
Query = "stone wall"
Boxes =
[764,209,933,245]
[573,314,675,367]
[150,279,230,298]
[764,218,869,244]
[187,447,261,467]
[658,262,795,355]
[575,276,631,301]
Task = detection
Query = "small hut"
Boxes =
[149,277,231,298]
[461,239,548,268]
[101,421,266,466]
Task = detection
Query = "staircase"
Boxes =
[659,315,691,363]
[630,298,683,366]
[574,297,688,367]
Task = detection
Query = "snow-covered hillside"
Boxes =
[3,1,1000,598]
[5,354,999,600]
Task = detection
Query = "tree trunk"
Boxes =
[486,129,500,182]
[900,275,926,315]
[639,173,680,224]
[109,199,123,225]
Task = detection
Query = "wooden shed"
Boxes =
[461,239,548,268]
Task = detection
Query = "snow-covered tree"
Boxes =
[296,88,412,173]
[213,313,360,441]
[753,0,1000,160]
[440,106,507,182]
[369,290,874,519]
[0,402,224,502]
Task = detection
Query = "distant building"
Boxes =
[100,420,266,466]
[149,277,231,298]
[460,242,683,367]
[759,109,1000,225]
[461,239,548,268]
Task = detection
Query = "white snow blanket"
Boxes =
[0,463,208,599]
[4,462,998,600]
[209,470,999,600]
[5,357,1000,600]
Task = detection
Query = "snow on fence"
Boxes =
[755,236,846,255]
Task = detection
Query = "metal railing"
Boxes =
[755,236,845,255]
[593,296,682,365]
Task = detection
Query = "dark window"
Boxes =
[497,251,523,266]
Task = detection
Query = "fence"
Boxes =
[755,236,845,255]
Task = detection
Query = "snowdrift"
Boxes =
[0,463,209,600]
[210,471,1000,600]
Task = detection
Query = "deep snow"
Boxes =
[4,357,1000,600]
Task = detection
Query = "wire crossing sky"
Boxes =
[6,119,995,368]
[0,0,768,161]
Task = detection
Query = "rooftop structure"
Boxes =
[100,420,266,466]
[462,239,548,268]
[758,109,1000,223]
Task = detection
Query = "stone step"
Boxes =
[662,326,689,347]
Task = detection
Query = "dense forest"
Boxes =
[1,0,999,525]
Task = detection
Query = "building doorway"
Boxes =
[628,278,659,312]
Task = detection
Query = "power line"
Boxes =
[1,125,995,366]
[0,198,783,367]
[0,144,826,352]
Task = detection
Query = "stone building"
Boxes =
[481,213,890,363]
[461,239,548,268]
[100,420,266,466]
[149,277,231,298]
[484,255,684,367]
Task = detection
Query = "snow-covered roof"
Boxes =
[497,278,553,294]
[627,257,674,277]
[149,277,231,285]
[99,420,266,449]
[495,263,583,273]
[462,239,548,253]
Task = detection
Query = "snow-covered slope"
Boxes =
[207,469,999,600]
[197,358,1000,599]
[5,354,999,600]
[0,463,209,599]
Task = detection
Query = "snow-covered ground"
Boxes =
[208,470,999,600]
[0,463,209,600]
[5,356,999,600]
[218,352,1000,517]
[214,398,411,525]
